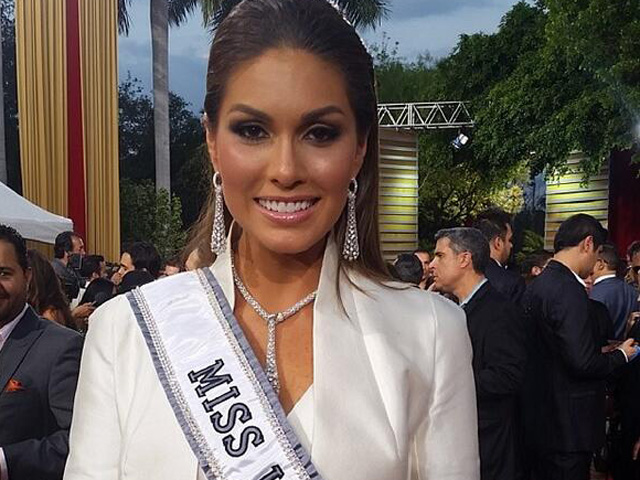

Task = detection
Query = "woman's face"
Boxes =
[206,48,366,256]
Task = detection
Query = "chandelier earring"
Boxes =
[210,172,227,255]
[342,178,360,261]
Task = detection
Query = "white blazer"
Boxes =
[64,240,479,480]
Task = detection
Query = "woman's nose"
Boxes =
[268,137,305,189]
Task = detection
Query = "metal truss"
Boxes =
[378,102,474,130]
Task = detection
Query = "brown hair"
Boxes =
[27,249,74,328]
[187,0,389,284]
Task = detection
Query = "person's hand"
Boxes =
[72,302,95,319]
[111,270,123,286]
[618,338,640,361]
[633,437,640,460]
[602,343,619,353]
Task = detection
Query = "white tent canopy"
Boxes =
[0,182,73,243]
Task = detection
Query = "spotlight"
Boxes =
[451,133,470,150]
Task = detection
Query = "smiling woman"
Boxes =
[64,1,479,479]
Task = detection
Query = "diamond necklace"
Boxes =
[230,256,317,394]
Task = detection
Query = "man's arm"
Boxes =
[475,303,527,398]
[2,332,83,480]
[550,284,625,378]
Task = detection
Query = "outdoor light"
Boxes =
[452,133,470,150]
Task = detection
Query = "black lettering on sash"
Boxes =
[187,359,233,398]
[202,386,240,413]
[210,402,252,434]
[257,465,285,480]
[222,426,265,457]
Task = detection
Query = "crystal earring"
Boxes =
[210,172,226,255]
[342,178,360,261]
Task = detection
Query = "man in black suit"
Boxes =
[474,208,526,304]
[522,214,638,480]
[0,225,83,480]
[591,244,639,340]
[430,227,527,480]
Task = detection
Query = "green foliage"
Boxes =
[199,0,389,32]
[374,0,640,244]
[120,179,187,259]
[515,229,545,265]
[118,76,205,225]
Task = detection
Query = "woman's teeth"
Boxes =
[258,199,314,213]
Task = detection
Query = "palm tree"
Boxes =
[118,0,388,194]
[200,0,388,31]
[119,0,198,194]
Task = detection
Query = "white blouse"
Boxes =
[287,385,314,454]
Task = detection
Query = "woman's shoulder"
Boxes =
[350,275,467,337]
[89,270,204,332]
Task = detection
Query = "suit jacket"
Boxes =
[64,239,480,480]
[464,282,526,480]
[0,306,83,480]
[521,260,626,453]
[590,276,639,340]
[485,259,526,305]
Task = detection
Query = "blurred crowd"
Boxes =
[389,209,640,480]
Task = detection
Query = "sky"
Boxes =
[118,0,523,112]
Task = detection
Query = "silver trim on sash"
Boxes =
[129,288,225,480]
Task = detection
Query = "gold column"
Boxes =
[15,0,68,217]
[79,0,120,261]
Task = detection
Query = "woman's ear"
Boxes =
[204,117,219,173]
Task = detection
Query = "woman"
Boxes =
[26,249,75,328]
[65,1,479,479]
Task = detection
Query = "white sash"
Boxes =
[126,268,322,480]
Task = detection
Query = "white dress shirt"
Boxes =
[0,303,29,480]
[593,273,617,285]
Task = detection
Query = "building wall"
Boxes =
[544,152,609,251]
[378,129,419,260]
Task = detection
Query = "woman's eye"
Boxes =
[232,124,268,141]
[305,126,340,143]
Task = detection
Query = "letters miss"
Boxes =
[187,360,285,479]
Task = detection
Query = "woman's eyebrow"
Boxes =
[301,105,345,124]
[228,104,271,122]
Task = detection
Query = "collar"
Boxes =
[0,304,29,352]
[550,259,587,287]
[459,277,488,308]
[492,258,503,268]
[594,273,617,285]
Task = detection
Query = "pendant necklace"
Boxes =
[230,256,317,394]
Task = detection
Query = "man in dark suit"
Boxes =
[591,244,639,340]
[0,225,83,480]
[430,227,527,480]
[473,208,526,304]
[522,214,638,480]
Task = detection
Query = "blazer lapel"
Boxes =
[0,307,43,395]
[312,239,398,479]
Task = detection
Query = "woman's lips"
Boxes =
[255,197,319,225]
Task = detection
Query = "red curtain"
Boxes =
[608,150,640,257]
